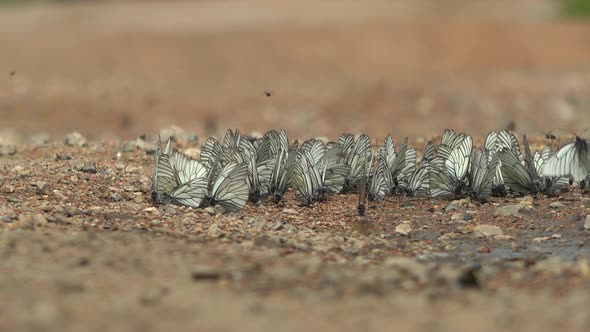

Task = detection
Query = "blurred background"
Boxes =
[0,0,589,142]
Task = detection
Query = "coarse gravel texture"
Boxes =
[1,136,590,331]
[2,0,590,330]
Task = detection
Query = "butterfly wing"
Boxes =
[209,162,249,212]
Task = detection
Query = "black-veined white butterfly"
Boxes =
[467,149,499,202]
[150,136,208,208]
[368,143,388,202]
[543,135,590,182]
[430,134,472,199]
[342,134,371,192]
[203,162,249,212]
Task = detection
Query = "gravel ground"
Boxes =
[1,134,590,331]
[2,1,590,330]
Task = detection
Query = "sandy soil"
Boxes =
[2,1,590,331]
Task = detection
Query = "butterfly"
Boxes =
[543,135,590,182]
[203,162,250,212]
[151,136,208,208]
[467,149,499,203]
[291,151,320,206]
[368,143,388,202]
[430,134,473,199]
[342,134,371,192]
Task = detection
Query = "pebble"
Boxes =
[473,224,503,237]
[493,204,524,217]
[214,205,227,215]
[450,212,474,222]
[35,181,51,195]
[78,162,98,174]
[494,235,515,241]
[584,215,590,230]
[203,206,216,216]
[191,266,224,281]
[124,165,139,174]
[0,144,17,156]
[64,131,87,146]
[549,202,565,209]
[395,223,412,236]
[150,219,162,226]
[207,223,221,236]
[444,199,466,212]
[54,214,71,225]
[581,198,590,207]
[163,205,177,215]
[273,221,284,231]
[122,141,139,152]
[531,235,561,243]
[282,208,299,215]
[531,237,548,243]
[109,193,123,202]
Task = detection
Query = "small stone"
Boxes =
[474,224,503,237]
[124,165,139,174]
[79,162,97,174]
[348,237,366,250]
[584,215,590,230]
[273,221,284,231]
[12,165,29,177]
[207,223,220,236]
[109,193,123,202]
[54,215,71,225]
[531,236,552,243]
[478,246,491,254]
[445,199,466,212]
[35,181,51,195]
[203,206,215,216]
[549,202,565,209]
[0,144,17,156]
[494,235,515,241]
[64,131,87,146]
[581,198,590,207]
[191,266,224,281]
[395,223,412,236]
[214,205,227,215]
[450,212,473,222]
[163,205,177,215]
[150,219,162,226]
[122,141,139,152]
[282,208,299,215]
[56,153,72,161]
[493,204,524,217]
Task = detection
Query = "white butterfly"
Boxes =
[543,136,590,182]
[205,162,250,212]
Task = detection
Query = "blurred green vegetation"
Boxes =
[562,0,590,18]
[0,0,44,5]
